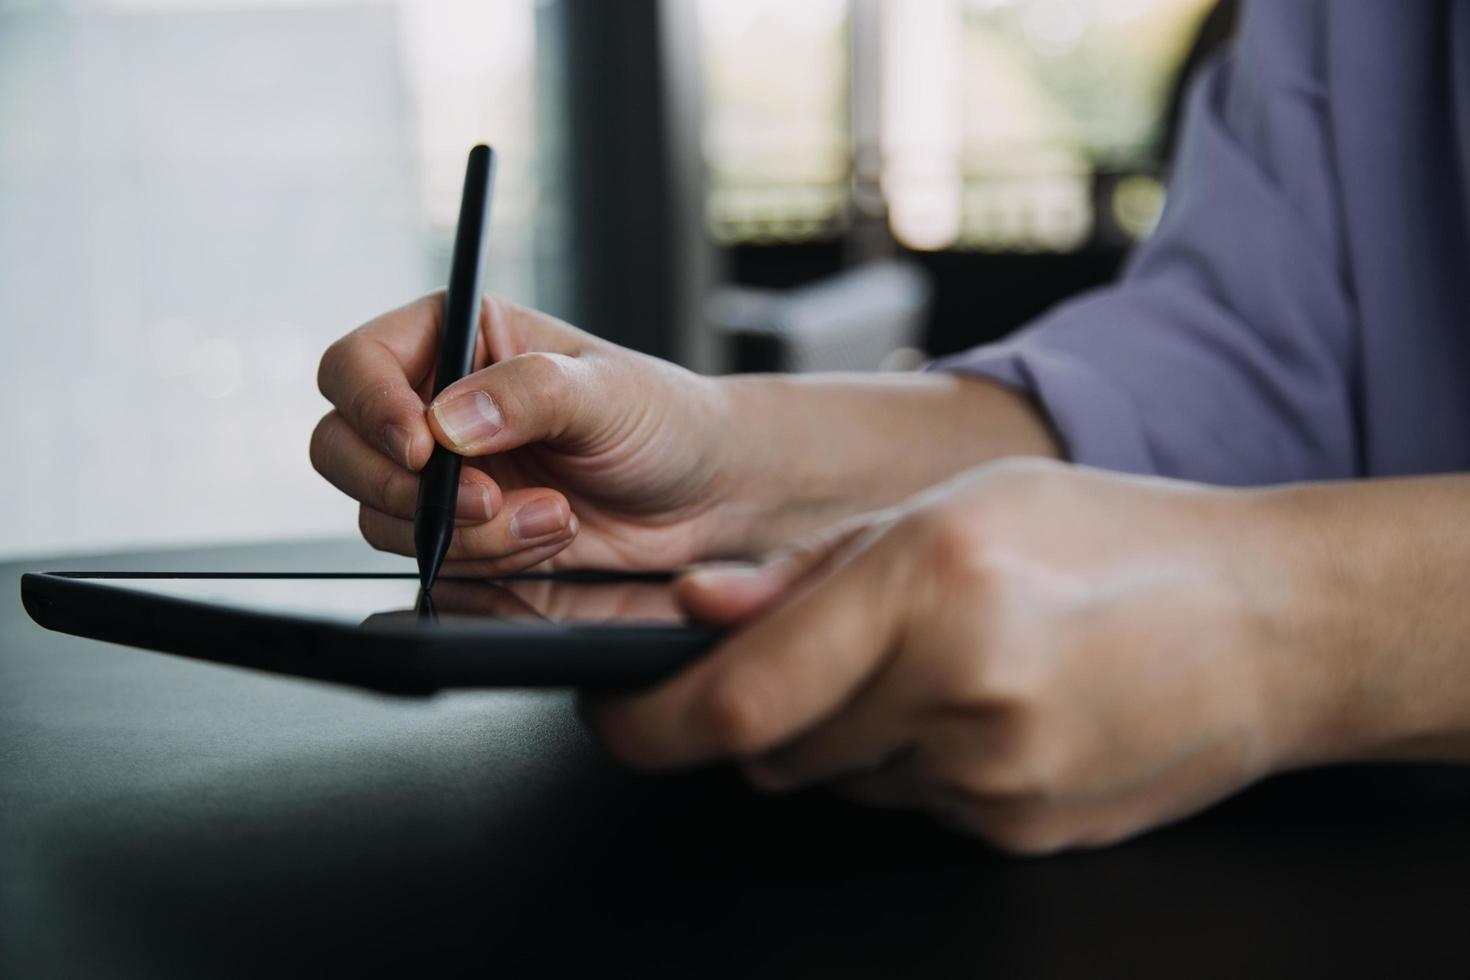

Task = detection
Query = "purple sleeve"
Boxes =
[932,3,1359,485]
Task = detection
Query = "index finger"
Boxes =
[585,528,909,771]
[316,293,479,470]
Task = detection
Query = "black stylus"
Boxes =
[415,144,496,592]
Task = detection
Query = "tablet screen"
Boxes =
[93,574,685,627]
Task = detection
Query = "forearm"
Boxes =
[1255,475,1470,767]
[712,372,1059,553]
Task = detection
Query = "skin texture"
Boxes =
[584,465,1470,853]
[586,462,1285,853]
[312,294,733,575]
[310,293,1058,574]
[314,293,1470,853]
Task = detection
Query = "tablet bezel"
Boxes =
[20,571,722,695]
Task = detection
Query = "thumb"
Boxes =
[427,350,594,456]
[676,519,871,625]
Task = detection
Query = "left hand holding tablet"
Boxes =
[584,460,1310,854]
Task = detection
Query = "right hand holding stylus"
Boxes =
[311,293,738,574]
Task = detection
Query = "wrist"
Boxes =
[700,372,1063,558]
[699,374,839,556]
[1215,486,1354,772]
[1234,481,1459,771]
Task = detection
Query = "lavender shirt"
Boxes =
[934,1,1470,484]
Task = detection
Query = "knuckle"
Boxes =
[346,378,391,430]
[508,351,581,432]
[376,465,403,513]
[949,648,1039,710]
[445,520,509,560]
[518,351,573,401]
[307,414,335,475]
[914,503,1001,593]
[481,292,508,337]
[316,337,354,398]
[357,505,376,543]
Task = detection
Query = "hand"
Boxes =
[585,460,1299,854]
[312,292,1062,574]
[311,293,735,574]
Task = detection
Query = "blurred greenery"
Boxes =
[698,0,1213,247]
[962,0,1213,168]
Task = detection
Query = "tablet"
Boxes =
[20,571,723,695]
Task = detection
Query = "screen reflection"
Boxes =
[97,573,686,629]
[362,574,685,629]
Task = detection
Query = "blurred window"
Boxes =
[698,0,853,245]
[701,0,1212,251]
[0,0,546,558]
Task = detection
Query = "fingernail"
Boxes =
[431,390,504,450]
[457,482,495,521]
[510,498,568,541]
[382,424,415,468]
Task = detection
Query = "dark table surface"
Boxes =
[4,540,1470,978]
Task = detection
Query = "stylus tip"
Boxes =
[417,551,443,592]
[416,589,438,623]
[414,513,451,594]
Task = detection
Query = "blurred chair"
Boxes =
[711,259,932,373]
